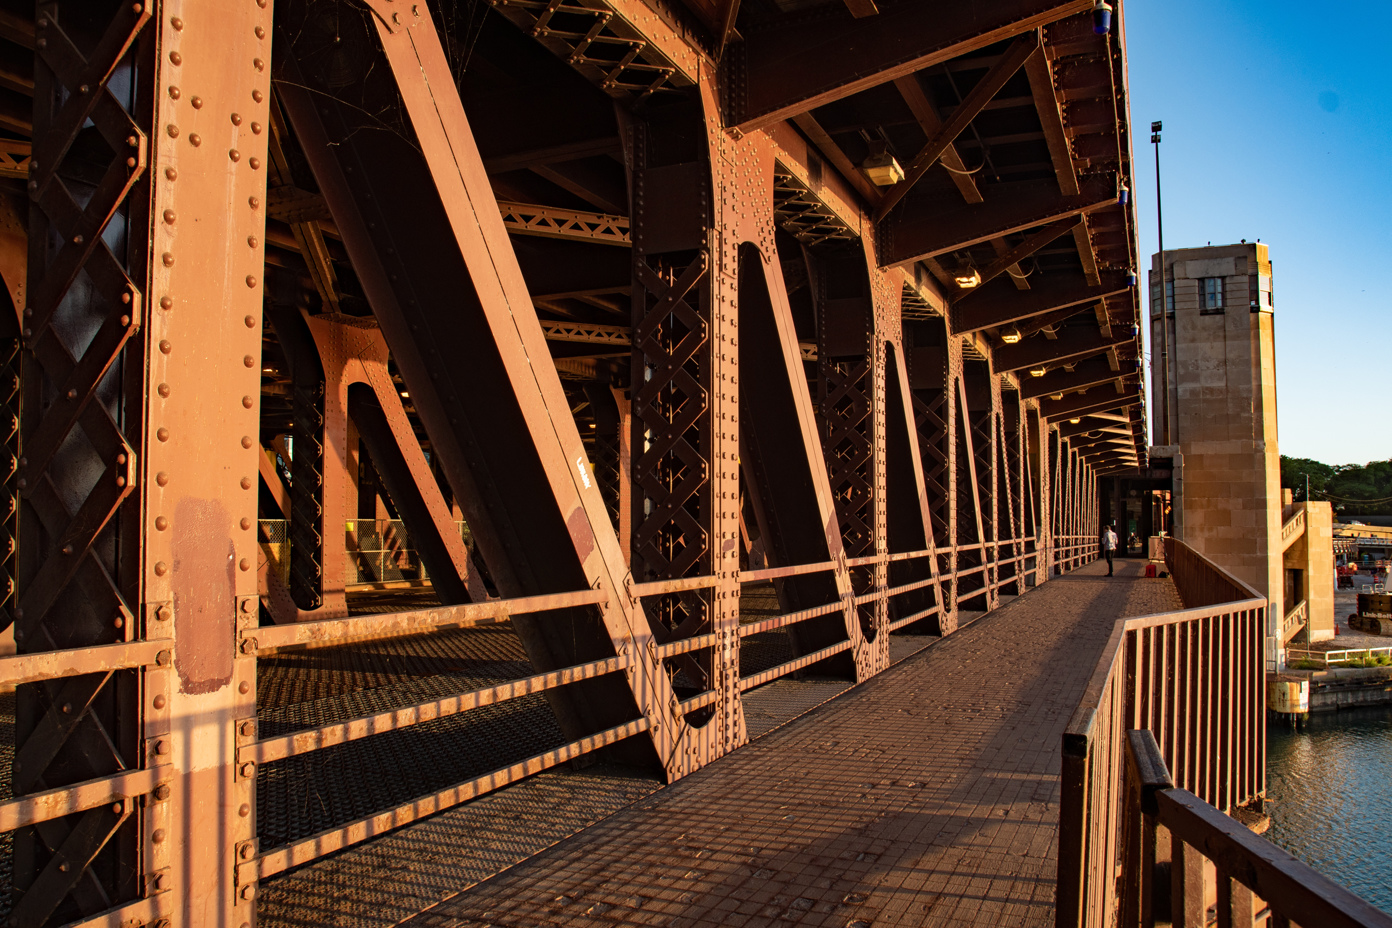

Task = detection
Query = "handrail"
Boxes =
[1164,535,1265,608]
[1288,645,1392,669]
[1058,538,1268,928]
[240,653,633,765]
[1281,598,1308,643]
[247,587,609,651]
[242,716,651,882]
[1281,505,1307,551]
[1125,730,1392,928]
[216,527,1081,882]
[0,639,170,688]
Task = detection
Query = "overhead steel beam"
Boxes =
[482,137,622,174]
[1040,387,1142,421]
[880,175,1115,266]
[0,139,28,178]
[498,202,631,246]
[951,268,1130,335]
[1067,435,1134,457]
[1019,354,1135,400]
[892,75,983,204]
[1024,44,1078,196]
[993,326,1132,374]
[728,0,1091,130]
[954,218,1078,298]
[873,32,1040,221]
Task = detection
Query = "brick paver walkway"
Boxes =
[401,559,1181,928]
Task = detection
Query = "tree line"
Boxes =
[1280,456,1392,515]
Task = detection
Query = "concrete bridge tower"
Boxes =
[1149,242,1332,667]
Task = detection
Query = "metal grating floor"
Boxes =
[255,624,576,849]
[888,634,938,664]
[256,695,573,849]
[257,624,534,737]
[256,764,663,928]
[741,678,853,739]
[0,585,951,924]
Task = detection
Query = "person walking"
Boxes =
[1102,524,1118,576]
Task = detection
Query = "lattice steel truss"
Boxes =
[15,5,153,924]
[0,1,1146,923]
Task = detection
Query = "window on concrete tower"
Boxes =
[1200,277,1224,312]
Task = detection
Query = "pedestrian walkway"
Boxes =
[398,559,1182,928]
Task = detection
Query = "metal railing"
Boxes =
[225,530,1061,881]
[1280,505,1306,551]
[1058,537,1267,928]
[0,523,1084,903]
[1286,646,1392,669]
[1123,730,1392,928]
[1280,598,1308,643]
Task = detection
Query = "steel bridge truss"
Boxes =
[0,0,1142,923]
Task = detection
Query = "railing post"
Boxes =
[1057,719,1093,928]
[1171,834,1206,928]
[1126,730,1175,928]
[1215,868,1256,928]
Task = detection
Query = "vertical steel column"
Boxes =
[612,386,633,563]
[1047,427,1062,575]
[1027,406,1047,583]
[628,90,737,763]
[145,4,270,921]
[812,247,881,672]
[997,393,1022,594]
[861,243,892,674]
[876,291,942,637]
[955,373,988,610]
[262,296,330,615]
[907,317,956,631]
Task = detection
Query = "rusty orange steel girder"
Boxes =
[0,0,1144,923]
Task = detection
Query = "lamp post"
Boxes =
[1151,120,1172,446]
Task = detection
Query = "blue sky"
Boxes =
[1123,1,1392,466]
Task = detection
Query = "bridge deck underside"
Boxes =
[246,560,1176,928]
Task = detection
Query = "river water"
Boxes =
[1266,706,1392,911]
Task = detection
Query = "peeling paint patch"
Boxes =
[172,497,235,694]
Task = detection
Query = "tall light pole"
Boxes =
[1151,120,1172,446]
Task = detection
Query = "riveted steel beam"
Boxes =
[728,0,1091,130]
[881,175,1116,267]
[993,326,1132,374]
[278,0,687,774]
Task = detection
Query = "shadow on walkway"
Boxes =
[391,559,1180,928]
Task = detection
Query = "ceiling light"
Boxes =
[1069,418,1081,424]
[862,144,905,186]
[1093,0,1113,35]
[1001,327,1022,344]
[1050,393,1064,401]
[1029,367,1047,378]
[954,268,981,289]
[400,391,409,398]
